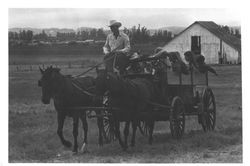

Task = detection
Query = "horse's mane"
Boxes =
[41,67,96,106]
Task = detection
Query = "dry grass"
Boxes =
[9,63,242,163]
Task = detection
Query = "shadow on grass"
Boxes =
[93,125,242,158]
[9,109,242,162]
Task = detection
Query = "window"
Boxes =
[191,36,201,54]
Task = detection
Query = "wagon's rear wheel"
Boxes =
[200,87,216,132]
[102,114,116,143]
[170,96,185,139]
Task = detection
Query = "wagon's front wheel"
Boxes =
[102,114,116,143]
[170,96,185,139]
[200,87,216,132]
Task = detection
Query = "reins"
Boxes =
[70,52,119,97]
[71,81,97,97]
[72,46,121,79]
[72,54,116,79]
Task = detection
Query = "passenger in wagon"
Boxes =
[103,20,131,74]
[184,51,218,75]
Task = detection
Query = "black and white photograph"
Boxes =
[7,5,244,163]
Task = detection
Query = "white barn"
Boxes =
[163,21,241,64]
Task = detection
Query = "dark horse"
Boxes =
[95,68,157,150]
[38,66,104,153]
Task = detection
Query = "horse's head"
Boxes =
[38,66,61,104]
[95,67,109,95]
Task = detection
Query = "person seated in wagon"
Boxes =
[103,20,131,74]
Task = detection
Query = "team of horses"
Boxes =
[38,50,217,153]
[38,65,157,153]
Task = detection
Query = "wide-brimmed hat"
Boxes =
[108,20,122,27]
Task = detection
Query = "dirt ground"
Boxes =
[9,64,242,163]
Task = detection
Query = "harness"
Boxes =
[71,78,96,97]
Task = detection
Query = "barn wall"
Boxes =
[163,23,239,64]
[222,42,239,64]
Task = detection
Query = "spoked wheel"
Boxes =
[200,87,216,132]
[170,96,185,139]
[102,95,116,143]
[102,114,116,143]
[138,121,150,136]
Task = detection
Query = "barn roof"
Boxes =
[165,21,241,52]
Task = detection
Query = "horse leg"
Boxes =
[148,121,155,145]
[72,116,79,153]
[131,120,138,147]
[114,121,126,150]
[80,113,88,153]
[57,113,72,148]
[123,121,130,149]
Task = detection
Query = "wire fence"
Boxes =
[9,60,101,73]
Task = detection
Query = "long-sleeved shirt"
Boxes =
[103,32,131,55]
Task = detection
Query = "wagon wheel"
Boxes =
[102,114,116,143]
[138,121,150,136]
[170,96,185,139]
[101,95,116,143]
[200,87,216,132]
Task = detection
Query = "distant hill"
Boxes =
[159,26,186,35]
[9,27,42,34]
[76,27,95,32]
[9,27,75,37]
[76,27,111,36]
[148,26,185,36]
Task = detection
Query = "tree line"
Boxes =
[9,25,174,45]
[9,24,241,47]
[123,24,173,44]
[8,28,107,43]
[219,25,241,39]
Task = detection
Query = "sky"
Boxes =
[9,8,241,30]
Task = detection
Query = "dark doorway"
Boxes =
[191,36,201,54]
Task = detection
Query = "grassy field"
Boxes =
[9,43,160,58]
[9,56,242,163]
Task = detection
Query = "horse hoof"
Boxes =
[80,143,89,153]
[63,141,72,148]
[73,148,78,154]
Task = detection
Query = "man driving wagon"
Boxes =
[103,20,131,74]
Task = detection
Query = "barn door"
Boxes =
[191,36,201,54]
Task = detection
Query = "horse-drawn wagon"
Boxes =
[82,50,217,148]
[38,50,217,152]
